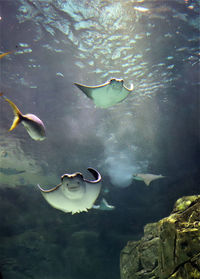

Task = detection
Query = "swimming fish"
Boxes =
[37,168,102,214]
[0,51,13,59]
[74,78,133,108]
[93,198,115,211]
[0,93,46,141]
[133,173,165,186]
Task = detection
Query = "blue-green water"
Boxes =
[0,0,199,278]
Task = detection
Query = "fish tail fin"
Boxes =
[0,93,23,131]
[9,115,21,131]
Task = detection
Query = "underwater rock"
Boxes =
[159,195,200,279]
[120,222,159,279]
[120,195,200,279]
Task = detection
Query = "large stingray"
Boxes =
[74,78,133,108]
[37,168,102,214]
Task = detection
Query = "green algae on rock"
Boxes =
[120,195,200,279]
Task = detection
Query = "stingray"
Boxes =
[37,168,102,214]
[133,173,165,186]
[74,78,133,108]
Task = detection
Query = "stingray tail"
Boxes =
[0,93,23,131]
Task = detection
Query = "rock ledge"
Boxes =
[120,195,200,279]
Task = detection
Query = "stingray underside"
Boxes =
[75,83,130,108]
[41,182,101,214]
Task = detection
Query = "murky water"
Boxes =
[0,0,199,278]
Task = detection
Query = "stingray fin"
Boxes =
[74,83,95,99]
[85,168,102,183]
[143,178,153,186]
[144,175,164,186]
[124,83,134,91]
[37,183,61,193]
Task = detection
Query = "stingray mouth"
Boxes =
[67,183,81,192]
[61,176,86,200]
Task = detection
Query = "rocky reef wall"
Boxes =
[120,195,200,279]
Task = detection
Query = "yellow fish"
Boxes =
[0,93,46,141]
[0,51,13,59]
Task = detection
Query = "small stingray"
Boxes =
[74,78,133,108]
[37,168,102,214]
[93,198,115,211]
[0,93,46,141]
[133,173,165,186]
